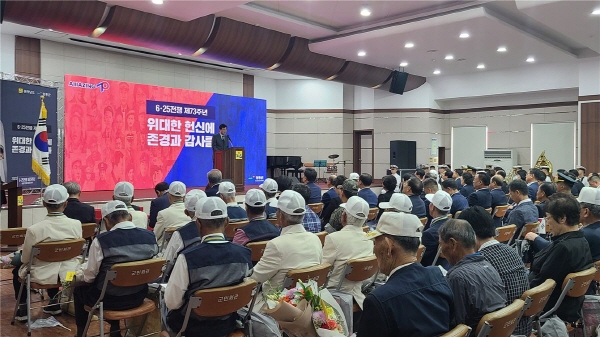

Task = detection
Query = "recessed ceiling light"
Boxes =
[405,42,415,48]
[592,9,600,15]
[445,55,454,60]
[400,62,408,67]
[526,57,535,63]
[433,69,441,75]
[178,53,182,55]
[459,32,470,38]
[152,0,163,4]
[477,64,485,69]
[48,29,54,32]
[497,46,507,52]
[357,50,366,57]
[360,7,371,17]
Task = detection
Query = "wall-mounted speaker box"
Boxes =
[388,71,409,95]
[390,140,416,169]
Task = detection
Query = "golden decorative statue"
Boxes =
[534,151,553,181]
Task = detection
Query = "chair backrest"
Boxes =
[485,207,493,214]
[520,279,556,317]
[416,244,426,263]
[94,208,102,221]
[283,263,332,289]
[268,218,278,226]
[493,205,509,218]
[0,228,27,246]
[476,299,526,337]
[367,208,378,221]
[594,261,600,282]
[246,240,269,262]
[108,258,166,287]
[343,255,378,282]
[563,266,597,297]
[441,324,471,337]
[308,203,324,215]
[520,222,540,238]
[191,278,258,317]
[33,238,86,262]
[419,217,427,225]
[81,223,97,239]
[495,225,517,243]
[316,231,327,246]
[362,226,369,233]
[224,220,249,239]
[454,211,462,219]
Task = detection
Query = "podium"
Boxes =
[214,147,245,192]
[1,181,22,228]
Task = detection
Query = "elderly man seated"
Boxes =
[218,181,248,222]
[113,181,148,229]
[62,181,96,224]
[74,200,158,337]
[358,212,454,337]
[233,189,280,246]
[250,190,323,308]
[260,178,279,219]
[14,185,83,321]
[155,181,190,246]
[323,196,373,309]
[163,197,252,336]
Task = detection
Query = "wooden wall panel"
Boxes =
[243,74,254,98]
[14,36,40,78]
[581,102,600,173]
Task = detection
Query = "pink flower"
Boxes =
[312,311,327,326]
[286,288,296,300]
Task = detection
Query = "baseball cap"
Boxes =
[184,189,207,212]
[245,189,267,207]
[259,178,278,193]
[367,212,423,239]
[114,181,134,198]
[43,184,69,204]
[556,172,576,186]
[276,190,306,215]
[425,190,453,211]
[578,187,600,206]
[340,196,369,220]
[218,181,236,195]
[379,193,413,213]
[168,181,186,197]
[349,173,360,181]
[428,170,438,178]
[339,179,359,193]
[101,200,128,218]
[195,197,228,219]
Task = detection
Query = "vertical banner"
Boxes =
[0,80,58,187]
[63,75,266,191]
[430,137,439,166]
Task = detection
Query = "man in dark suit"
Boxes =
[489,175,508,227]
[578,187,600,260]
[62,181,96,224]
[211,123,230,152]
[149,181,170,229]
[441,180,468,217]
[321,175,338,209]
[205,169,222,197]
[302,168,321,204]
[459,172,475,198]
[468,172,492,209]
[526,168,543,202]
[357,173,378,208]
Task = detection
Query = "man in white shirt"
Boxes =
[113,181,148,229]
[390,165,401,193]
[14,185,82,321]
[154,181,189,246]
[250,190,323,306]
[218,181,248,222]
[74,200,158,337]
[323,196,374,309]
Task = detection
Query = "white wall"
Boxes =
[274,80,344,110]
[254,76,277,109]
[579,57,600,96]
[0,33,16,74]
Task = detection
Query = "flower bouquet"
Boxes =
[262,280,349,337]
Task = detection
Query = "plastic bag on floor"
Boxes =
[26,316,71,331]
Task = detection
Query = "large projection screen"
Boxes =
[451,126,487,169]
[63,75,266,191]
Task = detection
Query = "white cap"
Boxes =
[218,181,236,195]
[184,189,207,212]
[245,189,267,207]
[43,184,69,204]
[276,190,306,215]
[349,173,360,181]
[195,197,228,219]
[168,181,186,197]
[390,165,398,169]
[367,212,423,239]
[113,181,134,198]
[259,178,278,193]
[578,187,600,206]
[426,190,453,211]
[428,170,438,178]
[379,193,413,213]
[101,200,128,217]
[340,196,369,220]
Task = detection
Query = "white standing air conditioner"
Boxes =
[484,149,517,170]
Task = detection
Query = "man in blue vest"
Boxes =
[164,197,252,336]
[218,181,248,222]
[74,200,158,337]
[260,178,279,219]
[233,189,280,246]
[421,190,452,269]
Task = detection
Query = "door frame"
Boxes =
[353,129,375,175]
